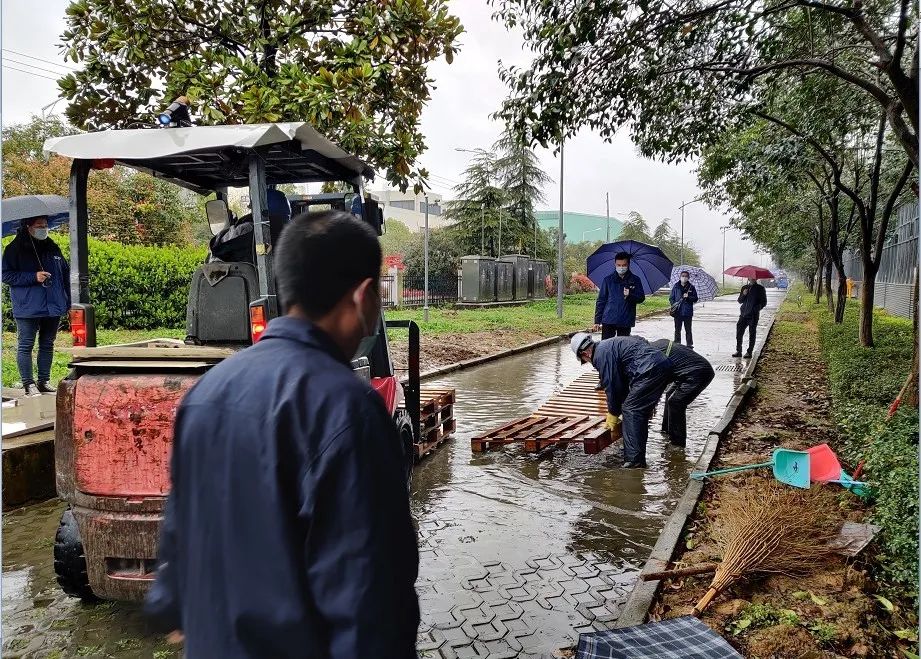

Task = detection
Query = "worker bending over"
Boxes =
[571,333,672,468]
[650,339,714,447]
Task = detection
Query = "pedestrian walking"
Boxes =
[733,277,768,358]
[650,339,714,447]
[571,333,672,468]
[593,251,646,339]
[146,211,419,658]
[669,270,698,348]
[1,217,70,396]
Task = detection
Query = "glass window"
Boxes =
[390,200,416,211]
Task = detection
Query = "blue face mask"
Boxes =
[615,266,628,276]
[31,228,49,241]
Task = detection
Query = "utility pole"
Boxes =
[424,195,430,323]
[498,207,503,257]
[481,204,485,255]
[606,192,610,243]
[720,225,729,289]
[557,143,564,318]
[678,196,705,265]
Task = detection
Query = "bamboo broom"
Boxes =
[693,483,839,616]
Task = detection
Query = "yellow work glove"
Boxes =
[605,412,621,431]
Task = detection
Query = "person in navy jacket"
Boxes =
[594,252,646,339]
[1,217,70,396]
[669,270,699,348]
[146,211,419,658]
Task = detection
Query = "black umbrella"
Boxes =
[2,195,69,237]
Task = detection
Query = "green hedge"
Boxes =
[816,299,918,604]
[3,234,206,331]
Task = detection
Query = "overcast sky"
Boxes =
[1,0,765,274]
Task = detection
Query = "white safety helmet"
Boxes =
[570,332,594,363]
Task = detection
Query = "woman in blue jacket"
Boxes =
[669,270,698,348]
[2,217,70,395]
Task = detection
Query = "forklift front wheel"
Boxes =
[53,507,96,602]
[394,410,415,491]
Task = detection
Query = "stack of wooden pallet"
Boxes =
[417,387,456,459]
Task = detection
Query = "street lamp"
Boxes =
[455,147,490,255]
[678,196,706,265]
[582,227,604,241]
[720,225,729,288]
[557,143,564,318]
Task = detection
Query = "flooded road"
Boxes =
[3,292,782,658]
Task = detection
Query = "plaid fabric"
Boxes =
[577,616,742,659]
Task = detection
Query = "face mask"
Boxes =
[748,278,756,285]
[680,277,689,284]
[31,228,49,241]
[352,289,379,360]
[615,266,628,276]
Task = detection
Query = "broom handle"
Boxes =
[690,462,773,479]
[641,564,718,581]
[693,587,719,616]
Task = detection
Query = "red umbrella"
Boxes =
[723,264,774,279]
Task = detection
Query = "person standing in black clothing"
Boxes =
[650,339,714,447]
[733,277,768,358]
[668,270,698,348]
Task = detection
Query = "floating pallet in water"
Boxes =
[471,371,618,454]
[416,387,456,459]
[470,413,617,454]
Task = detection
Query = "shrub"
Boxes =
[567,272,598,293]
[3,234,206,331]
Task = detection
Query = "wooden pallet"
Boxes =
[471,414,618,454]
[470,372,618,455]
[416,387,456,459]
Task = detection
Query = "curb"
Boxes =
[614,308,781,628]
[412,308,670,384]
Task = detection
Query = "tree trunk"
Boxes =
[859,270,876,347]
[834,275,847,323]
[814,262,823,304]
[824,258,834,312]
[909,267,919,407]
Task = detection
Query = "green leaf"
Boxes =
[901,651,920,659]
[895,629,918,641]
[875,595,896,612]
[792,591,809,600]
[809,592,827,606]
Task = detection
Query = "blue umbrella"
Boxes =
[587,240,674,294]
[2,195,69,237]
[669,265,718,301]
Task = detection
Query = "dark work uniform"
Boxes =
[668,281,698,347]
[650,339,715,446]
[595,270,646,338]
[736,282,768,354]
[591,336,672,465]
[146,317,419,659]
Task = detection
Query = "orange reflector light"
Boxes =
[250,305,267,342]
[70,308,87,347]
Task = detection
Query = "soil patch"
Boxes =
[390,328,547,373]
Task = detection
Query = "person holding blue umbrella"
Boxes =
[593,251,646,339]
[669,270,699,348]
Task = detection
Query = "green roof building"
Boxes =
[535,210,624,243]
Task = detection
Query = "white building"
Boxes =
[372,189,450,231]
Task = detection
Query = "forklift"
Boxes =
[43,119,451,602]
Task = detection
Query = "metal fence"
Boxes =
[834,201,918,319]
[379,273,462,307]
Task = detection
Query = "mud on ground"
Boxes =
[390,328,546,373]
[650,307,917,658]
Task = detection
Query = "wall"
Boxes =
[835,202,918,319]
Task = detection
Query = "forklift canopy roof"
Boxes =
[43,122,374,193]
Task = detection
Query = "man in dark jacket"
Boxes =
[146,211,419,658]
[734,276,768,358]
[594,252,646,339]
[668,271,698,348]
[650,339,714,447]
[1,217,70,395]
[571,333,672,468]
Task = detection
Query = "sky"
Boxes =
[1,1,765,274]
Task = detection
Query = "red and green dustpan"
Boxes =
[691,444,868,492]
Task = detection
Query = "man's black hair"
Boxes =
[614,251,631,262]
[275,210,381,318]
